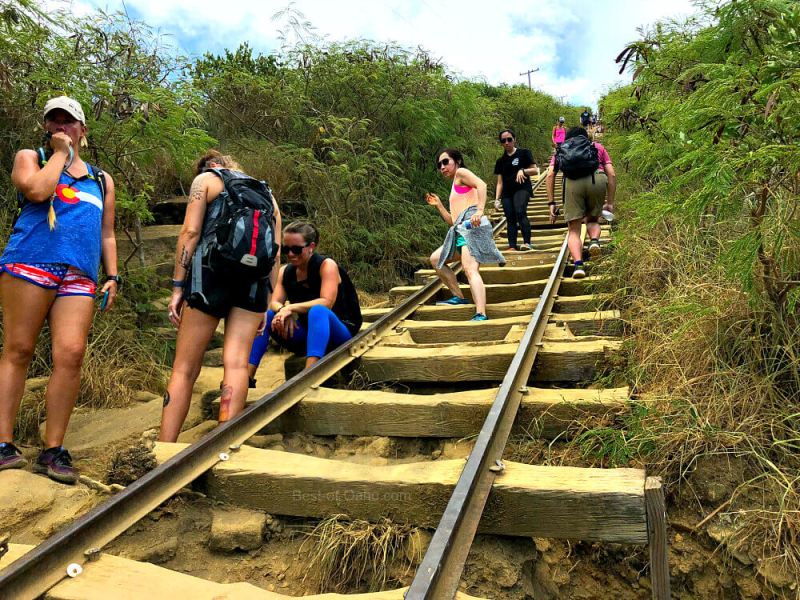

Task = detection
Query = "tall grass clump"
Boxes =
[301,514,422,592]
[591,0,800,583]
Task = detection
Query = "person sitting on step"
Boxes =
[425,148,505,322]
[247,221,362,378]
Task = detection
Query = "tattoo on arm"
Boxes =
[187,178,204,205]
[179,246,191,269]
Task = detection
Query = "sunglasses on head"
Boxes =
[283,244,308,255]
[500,137,514,143]
[437,158,451,168]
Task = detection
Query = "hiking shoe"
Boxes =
[588,240,601,258]
[436,296,469,306]
[0,442,26,471]
[572,266,586,279]
[33,447,77,484]
[470,313,489,321]
[519,243,531,251]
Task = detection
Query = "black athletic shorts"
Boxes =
[184,266,270,319]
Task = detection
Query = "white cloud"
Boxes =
[80,0,698,108]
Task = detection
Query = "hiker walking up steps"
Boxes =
[494,129,539,252]
[546,127,616,279]
[247,221,362,380]
[426,148,504,321]
[0,96,120,484]
[552,117,567,150]
[160,150,281,442]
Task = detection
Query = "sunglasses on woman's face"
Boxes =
[500,137,514,143]
[283,244,308,255]
[437,158,451,168]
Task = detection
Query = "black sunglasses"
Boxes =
[437,158,451,168]
[283,244,308,255]
[500,137,514,143]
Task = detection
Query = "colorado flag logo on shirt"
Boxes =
[55,183,103,210]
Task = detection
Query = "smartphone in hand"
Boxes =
[99,289,110,312]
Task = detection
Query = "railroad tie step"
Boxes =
[0,544,486,599]
[388,275,606,304]
[387,310,621,343]
[209,385,630,439]
[153,444,648,545]
[359,338,621,383]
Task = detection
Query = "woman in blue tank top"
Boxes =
[0,96,120,484]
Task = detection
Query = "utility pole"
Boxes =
[519,67,539,90]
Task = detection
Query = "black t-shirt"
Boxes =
[494,148,535,197]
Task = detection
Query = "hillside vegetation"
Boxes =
[0,0,569,422]
[596,0,799,589]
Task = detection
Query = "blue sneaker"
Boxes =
[470,313,489,321]
[436,296,469,306]
[0,442,26,471]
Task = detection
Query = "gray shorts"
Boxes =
[563,170,608,222]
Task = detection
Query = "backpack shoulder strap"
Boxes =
[89,164,107,202]
[207,167,231,182]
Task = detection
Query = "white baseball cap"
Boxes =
[43,96,85,124]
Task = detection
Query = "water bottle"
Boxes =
[457,220,473,237]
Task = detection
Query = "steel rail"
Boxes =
[0,226,485,599]
[407,177,568,599]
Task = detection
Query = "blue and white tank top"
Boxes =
[0,165,105,282]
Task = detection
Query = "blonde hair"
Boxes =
[194,149,242,175]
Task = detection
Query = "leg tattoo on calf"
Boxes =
[163,391,171,407]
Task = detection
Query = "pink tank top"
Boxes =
[449,180,478,217]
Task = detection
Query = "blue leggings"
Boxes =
[248,304,354,367]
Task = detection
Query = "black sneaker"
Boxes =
[0,442,27,471]
[33,446,78,484]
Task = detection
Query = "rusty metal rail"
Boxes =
[406,217,569,599]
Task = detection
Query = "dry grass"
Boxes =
[107,441,158,486]
[301,514,422,593]
[580,215,800,587]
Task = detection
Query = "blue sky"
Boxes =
[72,0,697,109]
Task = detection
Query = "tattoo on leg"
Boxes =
[220,384,233,401]
[163,391,171,407]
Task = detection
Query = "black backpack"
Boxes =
[198,168,278,280]
[554,136,599,180]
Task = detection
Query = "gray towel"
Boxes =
[437,205,505,269]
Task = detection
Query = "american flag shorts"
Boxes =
[0,263,96,297]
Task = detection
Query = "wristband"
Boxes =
[106,274,122,286]
[171,279,185,288]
